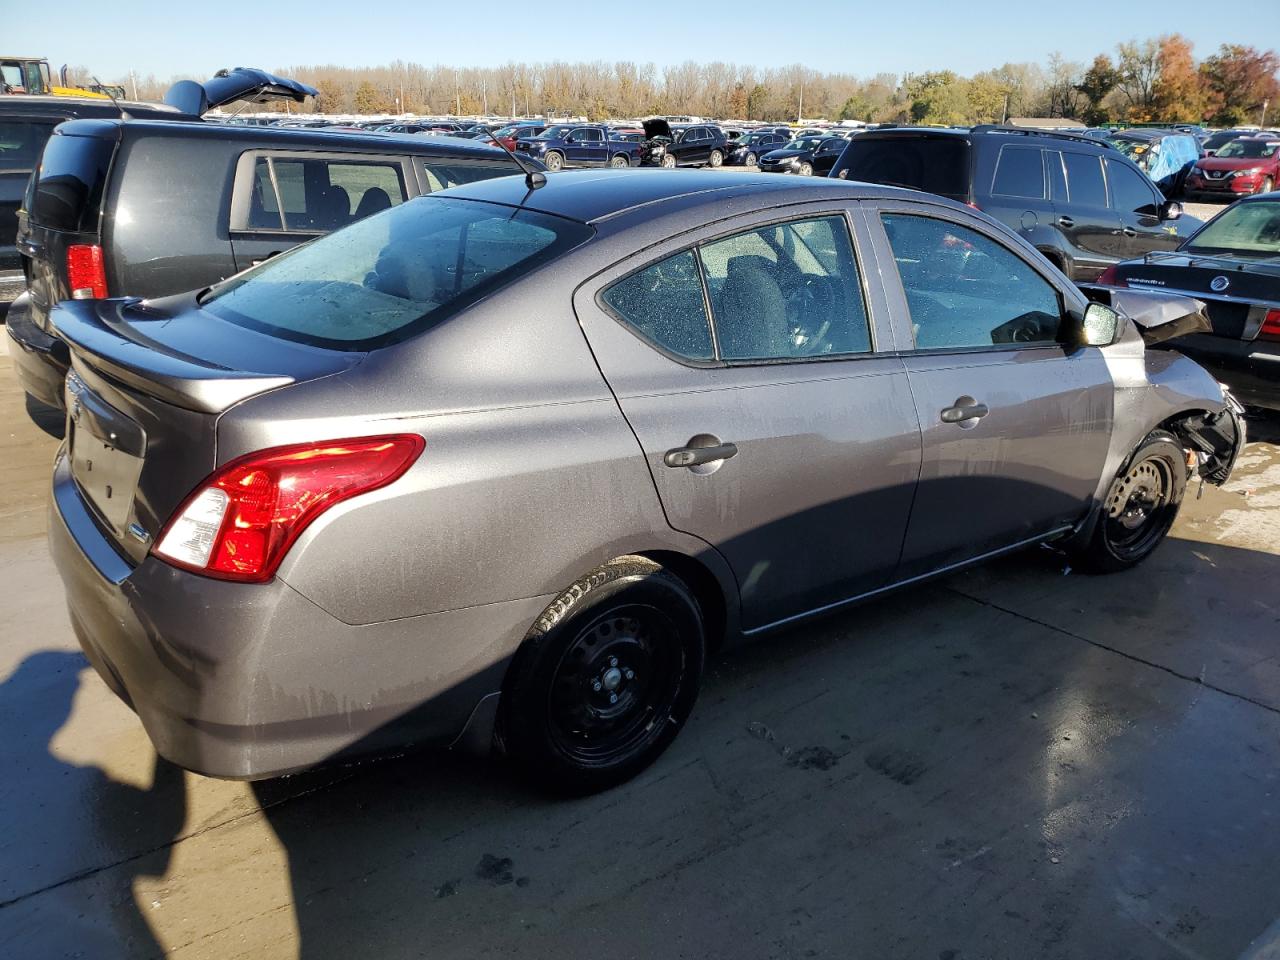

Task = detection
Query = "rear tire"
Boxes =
[503,557,705,794]
[544,151,564,172]
[1070,430,1187,574]
[708,149,723,168]
[609,154,629,169]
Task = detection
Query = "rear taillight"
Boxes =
[154,435,424,583]
[66,244,107,299]
[1095,264,1125,287]
[1260,308,1280,342]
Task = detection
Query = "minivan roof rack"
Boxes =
[969,124,1119,150]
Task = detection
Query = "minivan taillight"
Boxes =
[154,435,425,583]
[66,244,107,299]
[1259,308,1280,342]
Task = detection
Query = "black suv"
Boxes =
[829,125,1203,281]
[7,118,529,411]
[640,120,729,168]
[0,68,318,314]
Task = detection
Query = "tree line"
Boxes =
[102,36,1277,125]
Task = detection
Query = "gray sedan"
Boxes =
[47,171,1244,793]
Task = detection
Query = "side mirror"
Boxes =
[1082,302,1121,346]
[1160,200,1183,221]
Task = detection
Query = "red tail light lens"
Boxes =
[154,435,424,582]
[1260,308,1280,342]
[66,244,107,299]
[1095,264,1125,287]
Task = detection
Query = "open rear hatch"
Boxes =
[164,67,318,117]
[52,295,361,565]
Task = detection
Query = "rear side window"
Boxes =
[602,251,714,360]
[30,132,114,232]
[204,197,591,350]
[991,146,1045,199]
[1062,152,1107,207]
[1107,160,1159,215]
[421,159,518,193]
[0,120,55,174]
[244,156,406,233]
[881,213,1063,349]
[833,137,971,203]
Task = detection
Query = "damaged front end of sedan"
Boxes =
[1081,284,1247,488]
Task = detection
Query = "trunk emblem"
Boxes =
[1210,276,1230,292]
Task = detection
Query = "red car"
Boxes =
[1184,136,1279,202]
[490,123,546,152]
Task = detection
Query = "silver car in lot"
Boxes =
[47,170,1244,793]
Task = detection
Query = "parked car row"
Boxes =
[0,71,1263,798]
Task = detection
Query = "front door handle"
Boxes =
[664,441,738,468]
[1121,226,1138,237]
[940,397,990,425]
[1057,216,1075,229]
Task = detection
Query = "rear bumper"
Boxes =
[49,451,545,779]
[1156,332,1280,410]
[4,292,69,410]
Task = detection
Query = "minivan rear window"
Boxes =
[202,197,592,350]
[30,131,114,233]
[832,136,971,202]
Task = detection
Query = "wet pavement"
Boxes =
[1,338,1279,960]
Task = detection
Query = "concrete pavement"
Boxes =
[1,340,1279,960]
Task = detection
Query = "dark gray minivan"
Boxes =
[8,119,528,410]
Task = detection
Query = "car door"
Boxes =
[681,128,708,165]
[814,138,847,175]
[228,150,410,271]
[574,207,922,631]
[1051,149,1123,279]
[986,144,1057,252]
[1106,158,1182,256]
[578,127,607,166]
[865,200,1114,578]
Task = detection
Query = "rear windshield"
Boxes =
[202,197,592,350]
[831,136,971,202]
[30,132,115,233]
[1183,199,1280,255]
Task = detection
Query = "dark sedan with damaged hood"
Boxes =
[47,170,1243,795]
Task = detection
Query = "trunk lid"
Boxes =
[53,294,363,564]
[1116,252,1280,339]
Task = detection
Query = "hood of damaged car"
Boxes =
[1081,285,1213,346]
[164,68,318,116]
[642,118,673,141]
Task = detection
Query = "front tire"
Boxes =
[1260,176,1275,196]
[544,151,564,172]
[797,162,814,176]
[1071,430,1187,573]
[660,153,677,169]
[708,149,723,168]
[503,557,705,794]
[745,151,757,167]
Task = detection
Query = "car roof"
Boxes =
[53,116,518,160]
[441,168,927,224]
[0,95,190,119]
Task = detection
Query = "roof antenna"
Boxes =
[92,75,131,120]
[483,127,547,190]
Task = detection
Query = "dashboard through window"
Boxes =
[880,213,1064,350]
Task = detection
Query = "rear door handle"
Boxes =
[664,442,738,468]
[940,397,990,425]
[1057,216,1075,228]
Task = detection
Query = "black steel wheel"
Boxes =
[503,557,704,793]
[1072,430,1187,573]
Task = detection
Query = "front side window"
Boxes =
[881,214,1063,350]
[992,146,1045,199]
[701,216,871,360]
[205,197,591,350]
[1107,160,1159,216]
[1062,152,1107,207]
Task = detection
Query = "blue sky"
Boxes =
[10,0,1280,81]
